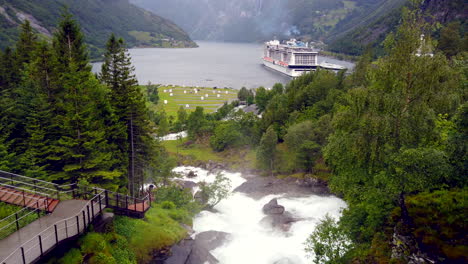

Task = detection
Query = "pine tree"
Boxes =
[100,34,154,195]
[16,20,38,67]
[48,13,121,186]
[53,10,90,74]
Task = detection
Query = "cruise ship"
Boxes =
[262,39,346,77]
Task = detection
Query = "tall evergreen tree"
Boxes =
[48,13,120,186]
[16,20,38,67]
[53,10,90,74]
[100,34,154,195]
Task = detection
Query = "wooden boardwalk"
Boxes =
[0,186,59,213]
[0,200,96,263]
[0,170,151,264]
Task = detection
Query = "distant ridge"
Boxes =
[0,0,197,57]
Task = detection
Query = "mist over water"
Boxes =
[92,41,353,89]
[173,166,347,264]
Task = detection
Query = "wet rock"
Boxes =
[164,231,229,264]
[194,231,230,252]
[235,175,330,199]
[391,224,436,264]
[94,212,114,233]
[260,211,298,232]
[164,238,194,264]
[187,170,197,178]
[262,198,285,215]
[194,190,206,204]
[174,180,198,192]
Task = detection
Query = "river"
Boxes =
[92,41,354,89]
[172,167,347,264]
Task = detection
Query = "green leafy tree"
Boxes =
[199,173,231,209]
[187,107,212,139]
[324,6,463,246]
[237,87,251,101]
[255,86,271,112]
[157,111,169,136]
[438,22,463,58]
[257,126,278,174]
[210,121,242,152]
[305,215,351,264]
[174,106,188,131]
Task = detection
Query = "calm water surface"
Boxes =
[93,41,354,89]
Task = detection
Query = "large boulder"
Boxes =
[164,231,230,264]
[262,198,285,215]
[187,170,197,178]
[260,211,298,232]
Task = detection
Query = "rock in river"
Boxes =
[262,198,285,215]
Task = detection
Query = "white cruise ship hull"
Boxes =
[262,59,314,78]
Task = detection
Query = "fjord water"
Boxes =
[173,167,347,264]
[93,41,354,89]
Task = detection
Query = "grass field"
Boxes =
[154,85,238,116]
[162,138,257,171]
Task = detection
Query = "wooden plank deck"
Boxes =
[0,187,59,213]
[0,200,95,263]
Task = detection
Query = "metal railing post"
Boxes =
[55,185,60,200]
[39,235,43,257]
[99,194,102,212]
[15,213,19,231]
[87,205,90,223]
[82,211,86,230]
[65,220,68,237]
[21,247,26,264]
[22,191,26,207]
[36,201,40,217]
[54,224,58,245]
[92,199,95,218]
[105,190,109,207]
[76,215,80,234]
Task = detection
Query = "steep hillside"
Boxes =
[328,0,467,56]
[130,0,403,44]
[0,0,196,57]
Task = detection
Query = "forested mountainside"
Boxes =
[0,0,196,58]
[132,0,466,56]
[130,0,406,44]
[328,0,468,56]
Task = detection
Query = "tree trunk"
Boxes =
[129,113,135,196]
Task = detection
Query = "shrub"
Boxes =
[161,201,176,210]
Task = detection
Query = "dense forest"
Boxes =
[158,5,467,263]
[0,0,196,58]
[0,1,466,263]
[0,11,173,196]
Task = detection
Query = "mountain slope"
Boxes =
[130,0,403,43]
[0,0,196,57]
[328,0,467,56]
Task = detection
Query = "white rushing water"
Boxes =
[173,166,347,264]
[159,131,188,141]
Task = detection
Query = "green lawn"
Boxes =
[155,85,238,117]
[162,140,223,162]
[162,138,257,171]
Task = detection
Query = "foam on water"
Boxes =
[173,166,347,264]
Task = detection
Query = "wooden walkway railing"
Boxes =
[0,170,151,264]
